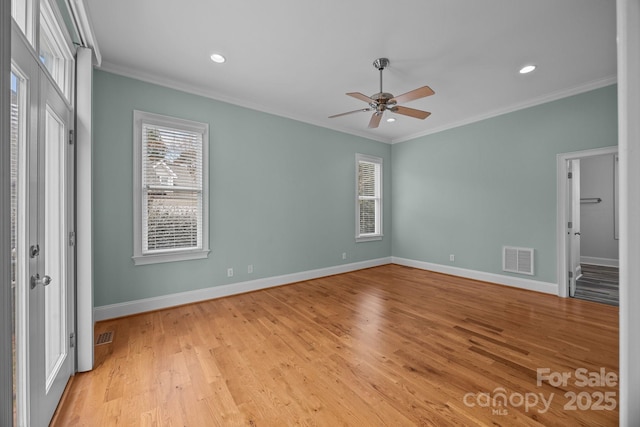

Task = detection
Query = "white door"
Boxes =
[12,26,75,427]
[569,159,582,297]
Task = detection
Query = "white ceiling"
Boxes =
[85,0,617,144]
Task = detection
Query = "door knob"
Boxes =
[574,232,581,236]
[30,274,52,289]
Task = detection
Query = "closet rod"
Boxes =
[580,197,602,204]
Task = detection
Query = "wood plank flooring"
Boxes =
[52,265,618,426]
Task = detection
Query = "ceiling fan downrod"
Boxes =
[373,58,389,96]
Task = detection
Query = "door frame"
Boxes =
[556,145,618,298]
[568,158,581,297]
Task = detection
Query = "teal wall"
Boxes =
[93,70,391,307]
[391,85,618,283]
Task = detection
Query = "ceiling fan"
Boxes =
[329,58,435,129]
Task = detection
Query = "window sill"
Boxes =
[356,234,383,243]
[132,249,210,266]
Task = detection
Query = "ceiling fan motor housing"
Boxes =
[370,92,396,111]
[373,58,390,70]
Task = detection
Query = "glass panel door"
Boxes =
[10,68,27,427]
[12,22,75,426]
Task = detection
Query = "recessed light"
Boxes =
[386,117,396,123]
[210,53,226,63]
[519,64,536,74]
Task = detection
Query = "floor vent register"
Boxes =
[95,331,114,345]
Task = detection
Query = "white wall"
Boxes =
[617,0,640,424]
[580,154,619,265]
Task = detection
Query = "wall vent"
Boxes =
[502,246,534,276]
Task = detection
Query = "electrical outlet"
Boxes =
[449,254,455,262]
[227,268,233,277]
[248,264,253,274]
[342,252,347,260]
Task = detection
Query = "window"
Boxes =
[11,0,31,42]
[133,111,209,265]
[12,0,74,99]
[356,154,382,241]
[39,0,74,101]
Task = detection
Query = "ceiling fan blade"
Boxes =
[328,108,372,118]
[368,112,383,128]
[392,106,431,120]
[347,92,374,103]
[390,85,435,105]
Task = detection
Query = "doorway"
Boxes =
[574,154,619,305]
[11,26,75,426]
[557,146,618,304]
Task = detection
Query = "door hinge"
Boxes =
[68,129,74,145]
[569,271,574,279]
[568,221,573,229]
[69,231,76,247]
[568,172,572,179]
[69,332,75,348]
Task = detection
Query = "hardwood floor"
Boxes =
[52,265,618,426]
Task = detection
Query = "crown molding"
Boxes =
[96,60,616,146]
[97,61,391,144]
[68,0,102,65]
[392,75,618,144]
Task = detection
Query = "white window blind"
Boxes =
[133,111,209,265]
[356,154,382,241]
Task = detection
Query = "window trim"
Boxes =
[132,110,210,265]
[355,153,383,242]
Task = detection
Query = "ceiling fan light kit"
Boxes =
[329,58,435,129]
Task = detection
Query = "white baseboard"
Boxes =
[391,257,559,295]
[94,257,392,321]
[580,256,619,268]
[94,255,563,321]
